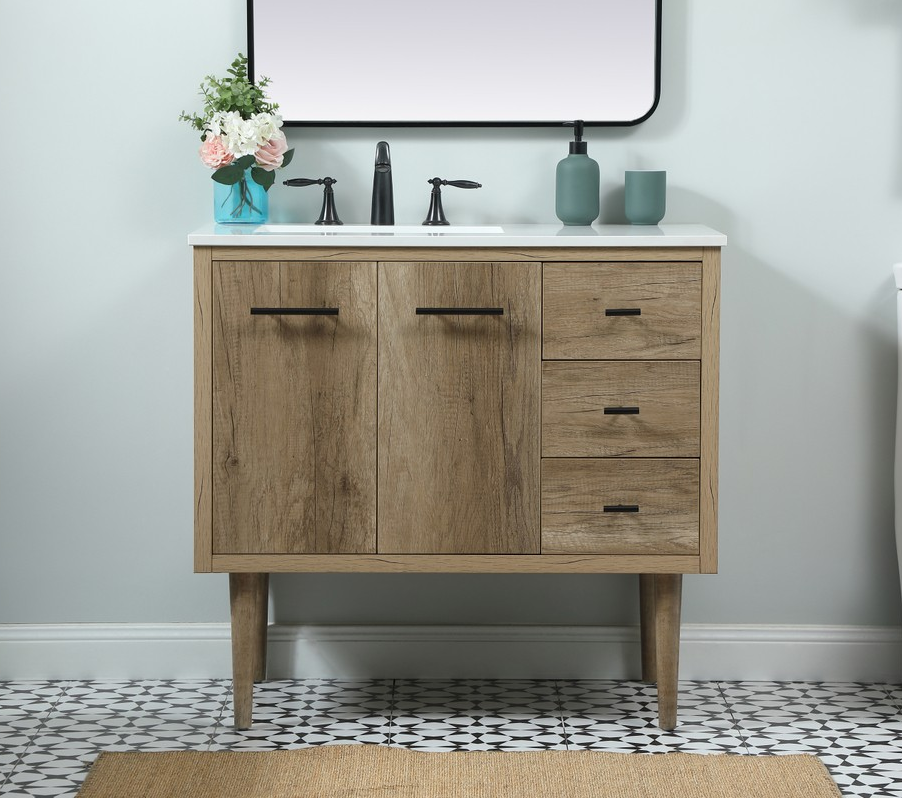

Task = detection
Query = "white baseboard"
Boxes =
[1,623,900,682]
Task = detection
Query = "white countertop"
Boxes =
[188,223,727,248]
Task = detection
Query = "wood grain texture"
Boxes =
[229,573,267,729]
[253,573,269,682]
[210,247,705,263]
[541,459,699,555]
[542,361,700,457]
[378,261,541,553]
[211,553,702,573]
[639,574,656,682]
[543,262,702,359]
[654,573,682,730]
[699,248,721,574]
[193,248,213,573]
[212,261,377,554]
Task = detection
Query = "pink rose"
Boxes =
[199,135,234,169]
[255,132,288,171]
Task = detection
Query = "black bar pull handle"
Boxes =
[251,307,339,316]
[605,308,642,317]
[604,505,640,513]
[604,406,640,415]
[415,307,504,316]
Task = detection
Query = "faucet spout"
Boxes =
[371,141,394,226]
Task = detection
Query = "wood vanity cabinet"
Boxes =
[193,242,721,733]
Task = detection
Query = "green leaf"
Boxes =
[211,164,243,185]
[281,149,295,169]
[234,154,255,170]
[251,167,276,191]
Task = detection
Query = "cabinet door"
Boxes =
[378,261,541,554]
[212,261,376,554]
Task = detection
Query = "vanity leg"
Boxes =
[654,573,682,731]
[253,573,270,682]
[229,572,268,730]
[639,574,656,682]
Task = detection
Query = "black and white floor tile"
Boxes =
[0,679,901,796]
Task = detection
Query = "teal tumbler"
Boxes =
[624,170,666,225]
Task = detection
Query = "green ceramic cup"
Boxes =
[624,170,666,225]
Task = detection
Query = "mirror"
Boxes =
[248,0,660,126]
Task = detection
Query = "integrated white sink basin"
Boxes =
[255,224,504,235]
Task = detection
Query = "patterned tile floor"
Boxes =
[0,679,900,796]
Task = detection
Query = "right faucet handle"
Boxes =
[423,177,482,226]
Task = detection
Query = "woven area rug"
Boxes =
[76,744,842,798]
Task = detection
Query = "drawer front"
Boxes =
[542,459,699,555]
[542,361,700,457]
[543,262,702,359]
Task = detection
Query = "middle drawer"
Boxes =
[542,361,700,457]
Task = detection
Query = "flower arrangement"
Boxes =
[180,54,294,218]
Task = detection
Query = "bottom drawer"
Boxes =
[541,459,699,555]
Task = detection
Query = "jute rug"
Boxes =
[76,744,842,797]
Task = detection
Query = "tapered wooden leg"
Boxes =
[639,574,656,682]
[229,573,268,730]
[253,573,270,682]
[654,573,682,731]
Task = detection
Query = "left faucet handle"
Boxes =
[283,177,343,225]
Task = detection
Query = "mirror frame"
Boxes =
[247,0,661,127]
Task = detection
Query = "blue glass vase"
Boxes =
[214,168,268,224]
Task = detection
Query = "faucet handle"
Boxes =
[283,177,342,225]
[443,180,482,189]
[283,177,325,188]
[423,177,482,225]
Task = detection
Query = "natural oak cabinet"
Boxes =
[378,261,541,554]
[542,261,702,360]
[192,231,723,734]
[542,360,700,458]
[212,260,377,555]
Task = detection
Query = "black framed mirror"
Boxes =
[248,0,661,126]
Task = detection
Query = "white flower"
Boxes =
[204,111,227,139]
[250,112,282,146]
[204,111,285,159]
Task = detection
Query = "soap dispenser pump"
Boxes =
[555,120,599,226]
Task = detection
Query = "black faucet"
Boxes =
[283,177,343,225]
[371,141,394,225]
[423,178,482,225]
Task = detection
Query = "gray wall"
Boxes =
[1,0,900,632]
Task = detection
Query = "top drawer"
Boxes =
[543,262,702,359]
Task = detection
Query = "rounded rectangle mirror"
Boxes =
[248,0,661,126]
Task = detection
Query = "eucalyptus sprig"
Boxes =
[179,53,279,134]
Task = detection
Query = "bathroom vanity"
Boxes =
[190,223,725,731]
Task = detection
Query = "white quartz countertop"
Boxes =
[188,223,726,248]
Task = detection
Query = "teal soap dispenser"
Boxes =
[555,120,599,225]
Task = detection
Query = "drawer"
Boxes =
[542,361,700,457]
[543,262,702,359]
[541,459,699,555]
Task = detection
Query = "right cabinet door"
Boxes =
[378,261,541,554]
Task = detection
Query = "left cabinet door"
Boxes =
[212,261,377,554]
